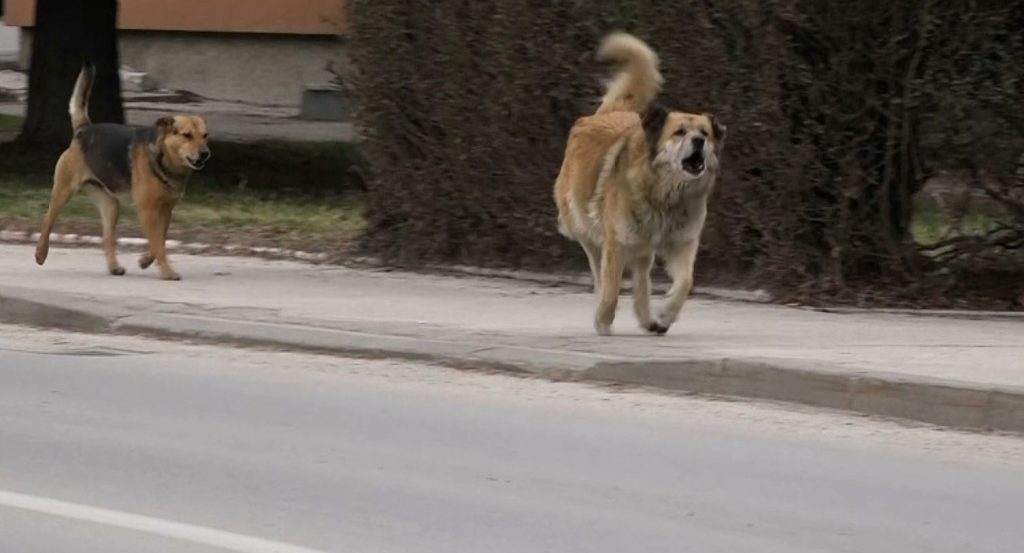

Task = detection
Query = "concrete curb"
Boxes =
[2,285,1022,434]
[0,230,329,263]
[805,305,1024,321]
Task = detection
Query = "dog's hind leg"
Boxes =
[631,253,662,334]
[35,152,80,266]
[594,241,624,335]
[581,241,603,293]
[85,184,125,275]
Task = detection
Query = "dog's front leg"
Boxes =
[631,253,661,333]
[139,201,180,281]
[594,240,625,336]
[656,239,699,332]
[139,202,173,271]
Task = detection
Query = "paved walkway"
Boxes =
[0,68,355,142]
[0,21,17,66]
[1,243,1022,432]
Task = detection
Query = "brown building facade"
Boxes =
[4,0,345,34]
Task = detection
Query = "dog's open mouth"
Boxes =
[682,152,705,174]
[186,158,207,171]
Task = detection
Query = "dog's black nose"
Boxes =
[691,136,706,152]
[198,150,211,163]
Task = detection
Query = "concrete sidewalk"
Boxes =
[1,243,1022,432]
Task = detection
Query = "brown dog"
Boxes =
[553,33,726,335]
[35,63,211,280]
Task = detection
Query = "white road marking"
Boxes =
[0,489,332,553]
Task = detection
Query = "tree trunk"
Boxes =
[18,0,123,151]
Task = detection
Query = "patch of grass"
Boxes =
[174,188,365,242]
[0,114,23,132]
[911,204,999,247]
[911,202,1024,273]
[0,177,364,249]
[0,138,366,252]
[0,138,366,196]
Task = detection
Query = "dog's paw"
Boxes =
[109,265,126,276]
[646,322,670,335]
[139,254,155,270]
[161,271,182,281]
[655,311,678,330]
[35,248,47,266]
[594,321,613,336]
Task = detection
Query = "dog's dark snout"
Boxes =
[692,136,706,152]
[198,150,211,163]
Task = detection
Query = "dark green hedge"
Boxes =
[346,0,1023,300]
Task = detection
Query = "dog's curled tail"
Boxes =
[594,32,663,115]
[69,62,95,131]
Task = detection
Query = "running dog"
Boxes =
[553,33,726,335]
[35,63,211,280]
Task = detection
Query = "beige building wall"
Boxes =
[8,0,349,107]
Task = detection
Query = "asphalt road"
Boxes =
[1,325,1022,553]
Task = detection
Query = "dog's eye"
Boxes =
[699,129,709,137]
[202,133,208,139]
[183,132,194,140]
[674,129,687,136]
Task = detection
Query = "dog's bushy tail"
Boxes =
[594,33,663,115]
[69,63,95,131]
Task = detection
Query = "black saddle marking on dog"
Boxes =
[77,123,157,194]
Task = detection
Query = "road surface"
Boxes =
[1,324,1022,552]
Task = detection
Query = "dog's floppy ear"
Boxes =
[155,116,175,136]
[642,103,669,162]
[706,112,727,148]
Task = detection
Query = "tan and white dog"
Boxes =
[553,32,726,335]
